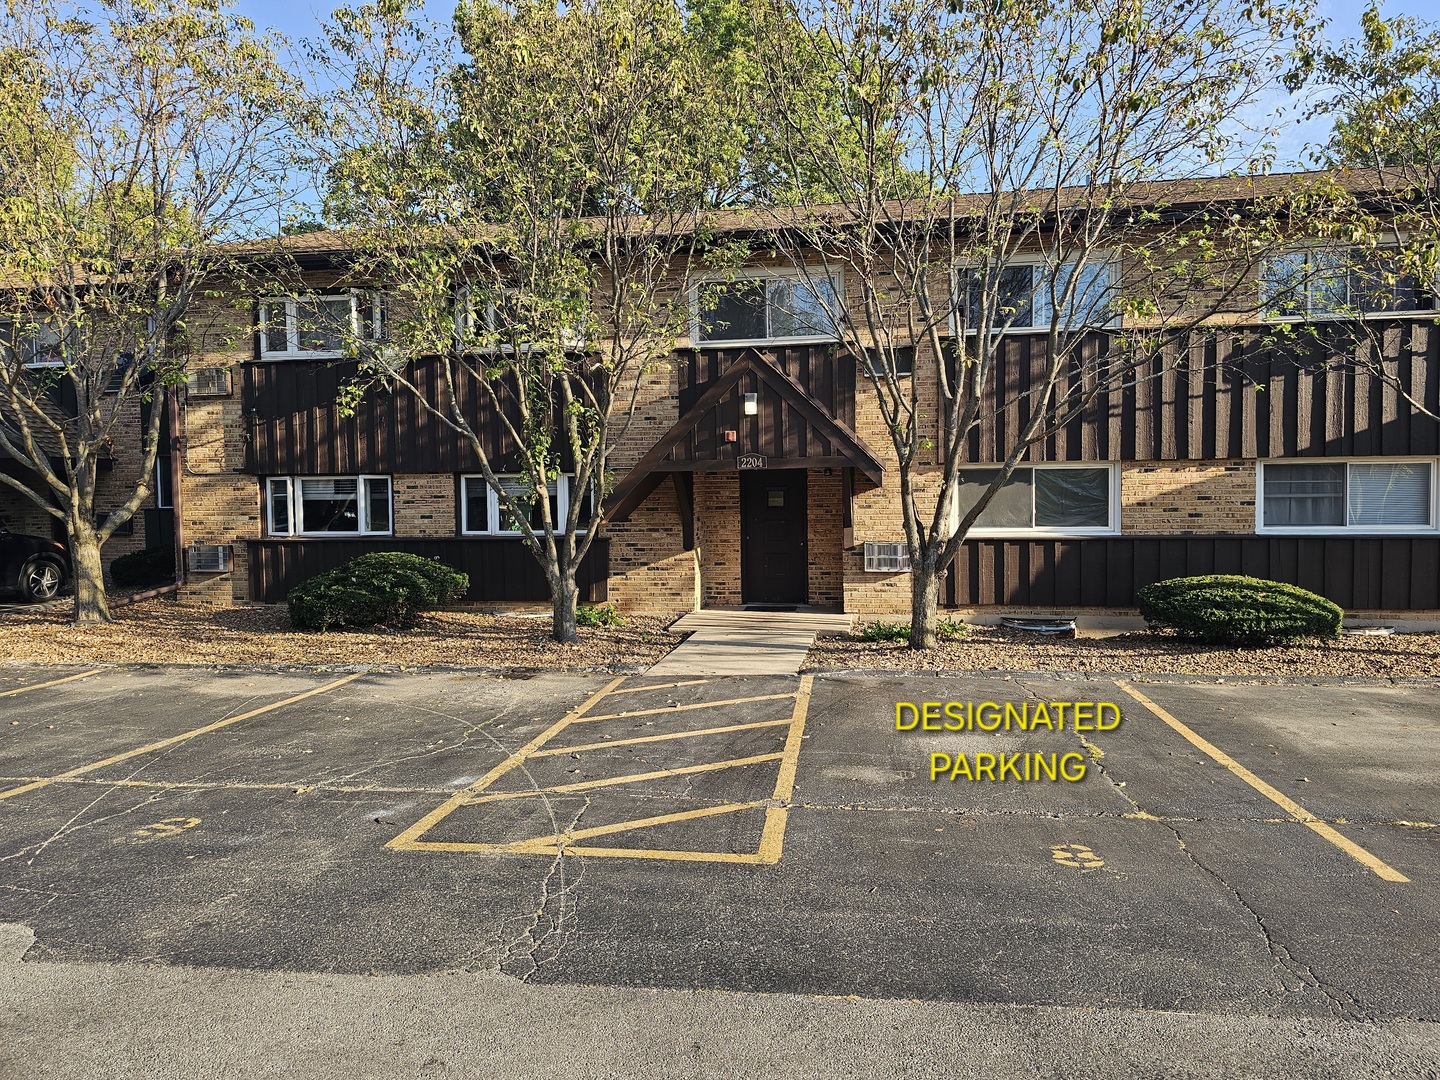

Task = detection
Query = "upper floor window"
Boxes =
[861,345,915,378]
[259,293,383,359]
[460,473,595,535]
[266,475,392,536]
[953,463,1119,536]
[957,259,1115,332]
[694,272,840,345]
[1259,459,1435,532]
[0,319,68,368]
[1260,249,1435,320]
[457,288,584,354]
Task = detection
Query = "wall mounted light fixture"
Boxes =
[743,392,758,416]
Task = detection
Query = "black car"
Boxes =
[0,524,70,602]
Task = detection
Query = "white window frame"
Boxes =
[258,293,383,360]
[456,287,586,354]
[690,267,843,347]
[154,458,173,510]
[952,254,1120,335]
[951,462,1121,538]
[1,319,69,368]
[265,474,393,537]
[1256,458,1439,534]
[459,473,594,535]
[1259,244,1438,323]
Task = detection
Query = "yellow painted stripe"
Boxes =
[495,801,760,851]
[0,669,101,698]
[756,674,815,863]
[0,780,52,801]
[463,752,784,805]
[402,838,770,863]
[1116,680,1410,883]
[0,673,364,803]
[384,676,626,850]
[576,692,795,724]
[530,718,791,758]
[605,679,710,695]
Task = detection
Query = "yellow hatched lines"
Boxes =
[387,675,815,864]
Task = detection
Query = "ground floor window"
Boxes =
[266,475,392,536]
[460,474,595,535]
[953,463,1119,536]
[1259,459,1435,532]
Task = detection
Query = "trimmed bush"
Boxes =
[287,552,469,631]
[109,547,175,589]
[859,619,966,643]
[1137,575,1343,647]
[576,603,625,628]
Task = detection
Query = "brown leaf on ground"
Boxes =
[0,598,684,670]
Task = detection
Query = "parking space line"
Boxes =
[530,718,792,757]
[0,673,365,802]
[1116,680,1411,883]
[462,753,785,805]
[604,679,710,695]
[575,692,795,725]
[390,675,817,863]
[0,670,101,698]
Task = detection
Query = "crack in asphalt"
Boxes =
[1010,674,1370,1023]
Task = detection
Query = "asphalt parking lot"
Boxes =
[1,664,1437,1074]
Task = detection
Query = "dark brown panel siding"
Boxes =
[246,538,609,605]
[965,320,1440,463]
[945,536,1440,610]
[244,359,545,475]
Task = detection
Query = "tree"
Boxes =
[0,0,306,621]
[313,0,745,642]
[1291,4,1440,424]
[750,0,1317,647]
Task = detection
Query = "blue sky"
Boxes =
[233,0,1434,170]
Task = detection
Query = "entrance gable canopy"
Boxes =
[606,349,884,523]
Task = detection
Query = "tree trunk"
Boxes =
[552,571,580,645]
[68,521,111,624]
[908,553,940,650]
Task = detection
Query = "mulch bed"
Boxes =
[0,597,683,671]
[805,625,1440,680]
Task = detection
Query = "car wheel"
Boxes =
[20,558,64,602]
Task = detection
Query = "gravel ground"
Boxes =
[806,625,1440,680]
[0,598,683,671]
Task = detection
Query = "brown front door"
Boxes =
[740,470,807,605]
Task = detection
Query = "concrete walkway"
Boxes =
[647,609,854,676]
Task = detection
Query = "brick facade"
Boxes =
[1121,461,1257,534]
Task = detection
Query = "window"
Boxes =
[460,474,595,535]
[694,273,840,345]
[258,294,383,359]
[1259,460,1435,532]
[953,464,1118,536]
[1,319,69,367]
[861,345,915,378]
[958,260,1114,332]
[266,475,392,536]
[154,458,173,510]
[1260,249,1434,319]
[457,289,584,354]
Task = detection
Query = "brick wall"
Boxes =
[394,474,455,537]
[807,468,844,607]
[695,472,740,607]
[606,475,696,612]
[1121,460,1257,534]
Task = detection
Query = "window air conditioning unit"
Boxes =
[863,542,911,573]
[186,367,232,397]
[186,544,233,573]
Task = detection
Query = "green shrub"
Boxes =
[287,552,469,631]
[859,619,966,643]
[1137,575,1343,647]
[576,603,625,628]
[109,547,175,589]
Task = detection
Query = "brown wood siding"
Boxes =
[243,359,550,475]
[672,346,856,466]
[246,538,609,605]
[964,320,1440,463]
[944,536,1440,610]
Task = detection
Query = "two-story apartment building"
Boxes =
[5,169,1437,624]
